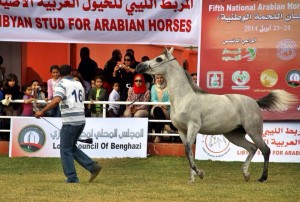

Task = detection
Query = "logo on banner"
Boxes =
[222,48,256,62]
[260,69,278,87]
[242,48,257,61]
[286,69,300,88]
[18,125,46,153]
[232,70,250,90]
[276,39,296,61]
[207,71,223,88]
[202,135,230,157]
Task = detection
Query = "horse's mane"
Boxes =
[184,70,207,94]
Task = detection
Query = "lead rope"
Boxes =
[33,105,93,144]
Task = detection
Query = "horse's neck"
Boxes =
[165,63,193,104]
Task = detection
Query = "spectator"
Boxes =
[0,74,14,141]
[21,84,36,116]
[126,48,139,68]
[73,74,91,117]
[78,47,98,83]
[123,74,150,118]
[150,74,175,143]
[0,55,6,85]
[141,55,150,62]
[40,81,48,99]
[112,53,137,115]
[88,75,107,117]
[31,80,47,115]
[47,65,61,117]
[141,55,153,89]
[72,69,90,97]
[0,81,3,114]
[0,81,3,139]
[107,82,120,117]
[90,79,95,88]
[103,49,122,93]
[2,73,21,116]
[191,72,197,83]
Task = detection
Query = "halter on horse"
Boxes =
[136,47,298,183]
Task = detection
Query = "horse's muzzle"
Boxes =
[136,63,149,73]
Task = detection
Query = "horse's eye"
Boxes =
[156,57,163,62]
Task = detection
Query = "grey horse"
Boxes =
[136,47,298,183]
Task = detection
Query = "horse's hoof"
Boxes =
[198,170,205,179]
[243,173,250,182]
[257,176,267,182]
[188,179,195,183]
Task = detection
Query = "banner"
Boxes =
[195,122,300,162]
[9,117,148,158]
[200,0,300,120]
[0,0,200,46]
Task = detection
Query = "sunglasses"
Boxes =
[134,80,143,83]
[124,59,131,61]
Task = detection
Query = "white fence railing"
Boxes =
[0,100,179,137]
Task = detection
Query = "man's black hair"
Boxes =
[59,65,72,76]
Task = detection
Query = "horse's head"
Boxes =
[136,47,175,75]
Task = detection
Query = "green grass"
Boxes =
[0,155,299,202]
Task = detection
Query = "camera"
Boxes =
[37,86,41,93]
[118,64,122,68]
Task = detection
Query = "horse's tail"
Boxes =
[256,90,298,112]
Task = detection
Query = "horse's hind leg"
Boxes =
[180,128,205,183]
[223,132,258,182]
[247,133,270,182]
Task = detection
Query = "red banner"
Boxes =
[200,0,300,120]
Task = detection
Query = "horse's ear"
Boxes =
[163,47,168,55]
[165,47,174,59]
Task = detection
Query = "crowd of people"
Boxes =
[0,48,197,143]
[0,49,199,183]
[0,48,199,182]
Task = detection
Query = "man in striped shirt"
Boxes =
[35,65,101,183]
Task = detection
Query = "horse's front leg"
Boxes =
[179,129,205,183]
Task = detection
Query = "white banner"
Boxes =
[0,0,200,45]
[9,117,148,158]
[195,122,300,163]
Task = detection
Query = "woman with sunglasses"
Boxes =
[112,53,137,115]
[123,74,150,117]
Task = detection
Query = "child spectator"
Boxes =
[72,68,91,96]
[47,65,61,117]
[90,79,95,88]
[40,82,48,99]
[88,75,107,117]
[73,74,91,117]
[21,84,36,116]
[31,80,46,115]
[107,82,120,117]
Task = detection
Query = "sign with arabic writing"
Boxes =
[0,0,199,46]
[200,0,300,120]
[195,122,300,162]
[9,117,148,158]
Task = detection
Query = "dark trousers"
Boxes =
[152,107,166,133]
